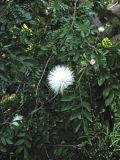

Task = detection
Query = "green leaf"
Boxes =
[61,95,77,102]
[98,76,105,86]
[25,140,31,148]
[1,137,6,145]
[16,146,24,154]
[24,147,29,159]
[17,55,32,62]
[83,120,89,135]
[0,71,8,81]
[18,133,26,137]
[61,105,73,111]
[75,123,81,133]
[15,139,25,145]
[22,60,33,67]
[82,101,91,112]
[111,84,119,89]
[105,93,114,106]
[0,147,7,153]
[70,112,81,121]
[103,87,110,98]
[83,111,92,122]
[6,138,13,145]
[71,105,80,111]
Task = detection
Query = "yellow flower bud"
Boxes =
[22,23,29,30]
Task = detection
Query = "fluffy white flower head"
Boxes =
[48,65,74,94]
[11,114,23,126]
[98,26,105,32]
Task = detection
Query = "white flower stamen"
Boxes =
[98,26,105,32]
[48,65,74,94]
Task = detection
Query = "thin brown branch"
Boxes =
[36,56,51,97]
[71,0,78,27]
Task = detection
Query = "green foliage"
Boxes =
[0,0,120,159]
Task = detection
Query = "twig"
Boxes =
[44,130,103,149]
[87,43,97,51]
[15,84,21,94]
[71,0,78,27]
[47,94,57,103]
[44,143,78,148]
[15,70,29,94]
[36,56,51,97]
[30,104,43,115]
[44,146,51,160]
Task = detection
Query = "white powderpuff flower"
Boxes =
[90,59,96,65]
[98,26,105,32]
[48,65,74,94]
[11,114,23,126]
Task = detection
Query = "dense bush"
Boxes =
[0,0,120,159]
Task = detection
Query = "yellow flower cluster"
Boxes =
[22,23,29,30]
[26,44,33,51]
[101,37,112,48]
[21,24,33,51]
[0,94,15,105]
[21,23,32,35]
